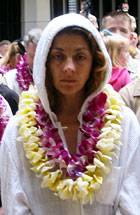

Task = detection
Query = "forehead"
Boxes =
[105,17,130,32]
[106,16,130,26]
[122,3,129,8]
[52,32,91,47]
[0,43,9,49]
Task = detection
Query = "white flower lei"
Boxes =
[17,84,124,204]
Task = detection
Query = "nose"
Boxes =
[114,29,121,35]
[63,58,76,73]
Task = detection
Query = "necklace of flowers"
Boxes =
[0,64,10,75]
[0,95,10,144]
[16,53,33,91]
[17,85,124,204]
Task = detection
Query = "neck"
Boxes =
[56,92,85,129]
[56,92,85,115]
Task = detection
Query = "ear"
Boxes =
[15,53,21,62]
[15,53,21,64]
[130,32,134,40]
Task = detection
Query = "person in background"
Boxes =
[0,92,13,215]
[119,77,140,122]
[101,10,140,80]
[0,94,12,144]
[0,40,25,75]
[80,0,98,28]
[1,13,140,215]
[129,32,140,61]
[101,10,131,38]
[137,34,140,50]
[119,0,136,32]
[101,31,131,91]
[2,28,42,96]
[0,83,19,115]
[0,40,11,59]
[130,32,139,48]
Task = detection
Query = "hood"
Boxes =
[33,13,112,116]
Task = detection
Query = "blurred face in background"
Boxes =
[121,3,129,12]
[103,17,131,39]
[0,44,10,57]
[26,42,36,71]
[130,32,138,47]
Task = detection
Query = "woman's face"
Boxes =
[48,33,93,97]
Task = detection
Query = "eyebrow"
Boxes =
[51,47,89,52]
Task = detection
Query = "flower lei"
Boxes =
[16,53,33,90]
[0,65,10,75]
[0,96,10,144]
[17,85,124,204]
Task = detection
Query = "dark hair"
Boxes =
[14,39,25,56]
[45,26,107,112]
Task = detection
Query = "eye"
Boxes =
[121,29,127,33]
[49,52,65,65]
[75,54,86,61]
[51,53,64,60]
[109,28,115,33]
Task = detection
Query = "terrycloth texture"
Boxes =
[33,13,112,125]
[1,107,140,215]
[109,66,131,92]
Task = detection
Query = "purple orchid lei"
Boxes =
[34,92,107,179]
[0,65,10,75]
[0,96,10,144]
[16,53,33,90]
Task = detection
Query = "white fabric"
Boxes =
[1,13,140,215]
[33,13,112,124]
[2,69,22,96]
[126,55,140,80]
[1,106,140,215]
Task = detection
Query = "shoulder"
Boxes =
[122,105,139,124]
[0,84,18,98]
[2,69,18,84]
[3,69,17,79]
[2,69,22,96]
[119,78,140,96]
[88,13,98,28]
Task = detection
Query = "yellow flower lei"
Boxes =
[17,84,124,204]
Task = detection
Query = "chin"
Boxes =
[59,88,84,97]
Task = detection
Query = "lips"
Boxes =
[61,79,76,83]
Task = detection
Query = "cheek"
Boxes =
[50,70,59,86]
[124,53,129,61]
[80,70,91,85]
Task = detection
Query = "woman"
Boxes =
[101,32,131,91]
[1,13,140,215]
[0,40,25,75]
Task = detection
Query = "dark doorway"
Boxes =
[0,0,21,42]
